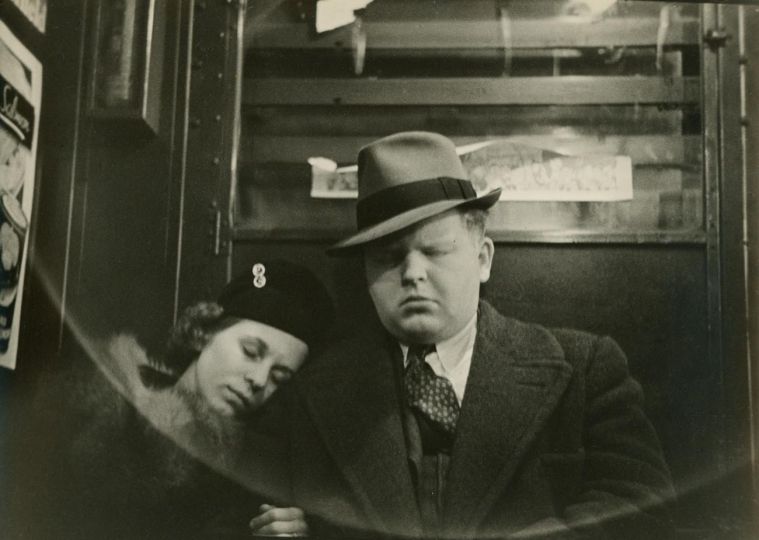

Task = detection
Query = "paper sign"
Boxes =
[315,0,374,33]
[309,138,633,202]
[461,140,633,201]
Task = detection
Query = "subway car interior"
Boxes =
[1,0,759,538]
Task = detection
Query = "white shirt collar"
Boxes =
[399,312,478,404]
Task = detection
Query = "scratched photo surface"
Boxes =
[2,1,756,539]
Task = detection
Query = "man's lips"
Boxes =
[401,296,434,307]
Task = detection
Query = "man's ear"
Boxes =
[478,236,495,283]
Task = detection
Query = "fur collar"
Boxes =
[99,334,247,471]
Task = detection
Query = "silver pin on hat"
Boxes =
[252,263,266,288]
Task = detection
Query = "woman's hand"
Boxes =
[249,504,309,537]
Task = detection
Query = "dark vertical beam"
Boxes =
[176,0,246,311]
[741,3,759,507]
[702,3,753,534]
[717,3,752,516]
[166,0,196,322]
[702,3,725,479]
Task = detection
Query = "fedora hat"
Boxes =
[327,131,501,255]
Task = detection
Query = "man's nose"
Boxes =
[401,251,427,285]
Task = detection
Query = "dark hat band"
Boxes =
[356,177,477,230]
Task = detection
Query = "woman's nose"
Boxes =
[244,362,271,390]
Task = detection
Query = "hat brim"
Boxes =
[327,188,501,256]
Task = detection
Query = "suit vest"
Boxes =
[396,353,456,539]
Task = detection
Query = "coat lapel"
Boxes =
[443,302,574,535]
[299,324,423,537]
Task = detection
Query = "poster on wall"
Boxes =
[8,0,47,34]
[0,21,42,370]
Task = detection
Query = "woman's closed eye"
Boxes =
[269,365,295,385]
[241,337,268,360]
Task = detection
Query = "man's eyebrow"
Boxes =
[420,236,456,248]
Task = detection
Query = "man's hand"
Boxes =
[249,504,309,537]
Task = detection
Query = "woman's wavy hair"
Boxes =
[162,301,232,376]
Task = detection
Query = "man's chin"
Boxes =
[395,318,441,344]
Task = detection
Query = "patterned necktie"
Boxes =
[404,344,460,437]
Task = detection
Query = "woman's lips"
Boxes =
[227,386,255,409]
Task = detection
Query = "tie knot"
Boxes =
[403,342,459,438]
[408,344,435,364]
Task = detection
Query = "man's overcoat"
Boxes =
[265,301,674,539]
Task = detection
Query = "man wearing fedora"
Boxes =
[252,132,674,539]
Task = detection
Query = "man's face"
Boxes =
[364,210,494,345]
[194,319,308,418]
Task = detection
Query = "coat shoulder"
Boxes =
[547,326,604,366]
[549,326,632,383]
[479,301,612,371]
[478,300,566,360]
